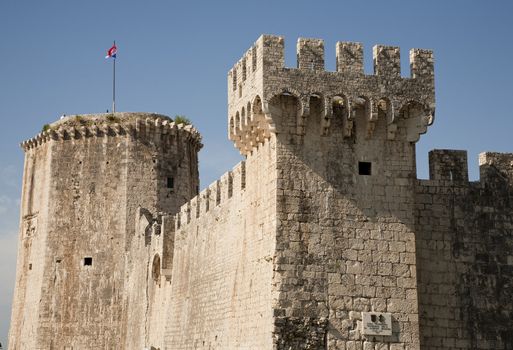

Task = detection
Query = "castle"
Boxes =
[8,35,513,350]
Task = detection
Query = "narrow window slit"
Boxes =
[167,177,174,189]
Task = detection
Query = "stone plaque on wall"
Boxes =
[361,312,392,336]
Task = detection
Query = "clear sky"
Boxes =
[1,0,512,346]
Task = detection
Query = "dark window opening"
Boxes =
[84,257,93,266]
[167,177,174,189]
[28,263,32,270]
[152,254,161,284]
[359,162,372,175]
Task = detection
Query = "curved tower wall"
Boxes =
[8,113,201,350]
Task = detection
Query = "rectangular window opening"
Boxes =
[84,257,93,266]
[167,177,174,189]
[359,161,372,176]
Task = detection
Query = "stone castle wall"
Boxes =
[270,92,421,349]
[161,137,278,349]
[416,151,513,349]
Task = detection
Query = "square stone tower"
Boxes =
[227,35,435,348]
[163,35,435,349]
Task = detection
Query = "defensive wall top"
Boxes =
[227,35,435,155]
[425,150,513,186]
[172,150,513,249]
[229,35,434,84]
[176,160,246,229]
[21,112,202,151]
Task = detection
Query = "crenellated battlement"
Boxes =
[336,41,364,75]
[228,35,434,81]
[479,152,513,186]
[297,38,325,71]
[428,149,469,183]
[176,161,246,229]
[419,150,513,187]
[228,35,435,155]
[20,112,202,151]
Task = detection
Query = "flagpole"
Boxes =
[112,40,116,113]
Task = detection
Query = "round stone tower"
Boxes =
[8,113,201,349]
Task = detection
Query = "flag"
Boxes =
[105,44,117,59]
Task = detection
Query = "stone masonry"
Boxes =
[8,35,513,349]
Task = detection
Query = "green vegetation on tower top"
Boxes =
[174,115,191,126]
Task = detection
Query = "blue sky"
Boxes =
[1,0,512,345]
